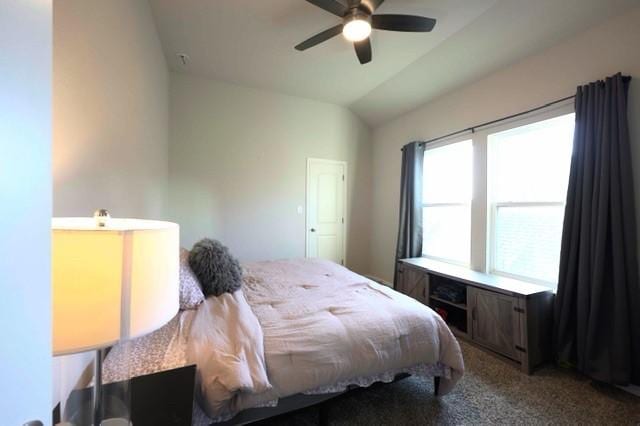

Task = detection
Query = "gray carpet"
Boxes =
[255,341,640,425]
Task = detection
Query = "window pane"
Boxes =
[493,205,564,286]
[423,140,472,203]
[423,205,470,264]
[489,113,574,203]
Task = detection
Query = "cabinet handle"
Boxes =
[471,307,476,321]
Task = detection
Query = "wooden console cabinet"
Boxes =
[397,257,554,374]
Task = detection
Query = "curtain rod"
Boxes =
[416,94,575,148]
[403,75,631,150]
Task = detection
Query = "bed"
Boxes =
[104,258,464,424]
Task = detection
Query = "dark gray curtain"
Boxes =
[394,141,425,288]
[554,73,640,385]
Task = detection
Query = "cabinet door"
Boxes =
[469,287,521,361]
[396,264,428,304]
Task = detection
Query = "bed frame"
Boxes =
[214,375,441,425]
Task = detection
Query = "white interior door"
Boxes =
[306,159,347,265]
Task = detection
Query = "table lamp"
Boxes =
[52,211,179,426]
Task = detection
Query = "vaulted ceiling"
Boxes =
[149,0,638,126]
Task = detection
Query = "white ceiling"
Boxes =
[149,0,638,126]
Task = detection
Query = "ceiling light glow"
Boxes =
[343,19,371,42]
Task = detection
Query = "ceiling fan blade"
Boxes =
[354,38,372,64]
[305,0,348,17]
[295,24,344,51]
[360,0,385,14]
[371,14,436,32]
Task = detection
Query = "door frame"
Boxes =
[305,158,348,265]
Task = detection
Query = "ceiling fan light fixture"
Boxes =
[343,17,371,42]
[295,0,437,64]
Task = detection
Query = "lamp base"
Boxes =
[93,348,104,426]
[65,394,130,426]
[61,348,131,426]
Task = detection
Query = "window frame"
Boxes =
[488,201,566,286]
[419,102,575,291]
[421,137,473,266]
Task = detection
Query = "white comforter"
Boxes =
[189,258,464,419]
[188,291,272,417]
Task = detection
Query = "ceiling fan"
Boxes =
[294,0,436,65]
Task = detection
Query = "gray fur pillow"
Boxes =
[188,238,243,297]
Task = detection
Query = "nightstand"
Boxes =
[57,364,196,426]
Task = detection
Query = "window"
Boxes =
[422,140,472,265]
[419,108,575,290]
[488,113,574,285]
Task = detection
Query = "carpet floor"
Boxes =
[254,340,640,425]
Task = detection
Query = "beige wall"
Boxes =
[169,73,372,274]
[53,0,169,219]
[369,7,640,283]
[52,0,169,409]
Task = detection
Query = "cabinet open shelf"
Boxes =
[429,295,467,310]
[429,296,468,335]
[448,325,468,339]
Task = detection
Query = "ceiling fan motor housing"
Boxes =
[345,8,371,22]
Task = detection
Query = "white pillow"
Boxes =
[179,248,205,310]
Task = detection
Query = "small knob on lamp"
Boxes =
[94,209,110,227]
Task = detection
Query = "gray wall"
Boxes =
[168,73,372,274]
[52,0,170,408]
[53,0,169,219]
[0,1,52,423]
[369,6,640,283]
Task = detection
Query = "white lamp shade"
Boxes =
[52,218,179,356]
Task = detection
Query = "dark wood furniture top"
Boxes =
[132,365,195,426]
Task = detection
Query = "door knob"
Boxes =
[310,228,316,232]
